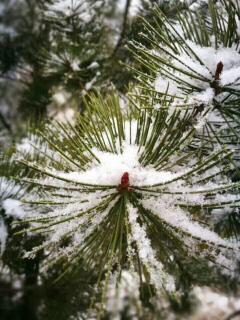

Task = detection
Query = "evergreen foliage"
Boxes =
[0,1,240,319]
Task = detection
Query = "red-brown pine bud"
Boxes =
[214,61,223,81]
[118,172,130,192]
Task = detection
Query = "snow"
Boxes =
[187,0,209,10]
[192,286,240,320]
[2,199,26,219]
[221,66,240,86]
[47,0,80,16]
[87,61,99,70]
[153,40,240,105]
[16,137,35,154]
[52,91,68,106]
[117,0,142,17]
[17,109,240,294]
[0,219,7,254]
[54,107,75,123]
[0,178,22,199]
[154,76,179,96]
[143,198,234,247]
[0,4,4,14]
[15,133,62,164]
[46,0,102,23]
[70,60,80,71]
[129,0,142,17]
[237,18,240,38]
[1,0,240,316]
[85,76,98,91]
[0,24,16,35]
[60,143,175,186]
[106,269,141,319]
[191,88,215,104]
[128,203,175,292]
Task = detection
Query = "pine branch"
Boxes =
[8,91,240,317]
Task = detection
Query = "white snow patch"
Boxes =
[117,0,142,17]
[192,286,240,320]
[0,219,7,254]
[106,270,141,318]
[60,143,175,186]
[52,92,67,106]
[143,198,235,247]
[154,76,179,96]
[128,204,175,292]
[46,0,102,23]
[87,61,99,69]
[2,199,26,219]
